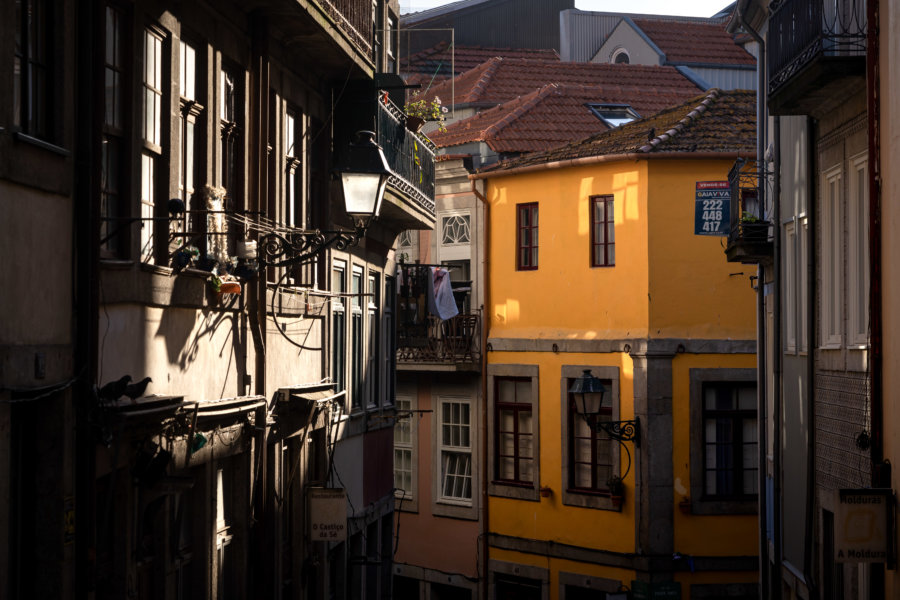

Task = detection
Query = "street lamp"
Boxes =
[259,130,391,267]
[568,369,640,447]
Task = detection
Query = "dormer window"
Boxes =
[586,103,641,128]
[611,48,630,64]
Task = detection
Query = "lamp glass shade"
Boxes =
[341,171,387,217]
[568,369,607,416]
[339,130,391,220]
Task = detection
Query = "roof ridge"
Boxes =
[481,83,560,143]
[638,88,721,153]
[466,56,504,102]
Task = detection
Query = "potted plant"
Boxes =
[740,211,768,241]
[607,475,625,508]
[404,93,448,133]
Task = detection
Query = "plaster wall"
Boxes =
[0,181,73,348]
[485,162,650,340]
[646,160,758,340]
[97,304,248,402]
[392,376,482,579]
[671,352,759,557]
[592,21,661,66]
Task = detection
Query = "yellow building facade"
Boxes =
[476,127,760,599]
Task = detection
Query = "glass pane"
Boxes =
[594,199,604,223]
[499,410,514,432]
[515,380,530,401]
[500,433,515,455]
[607,221,614,242]
[519,459,533,482]
[499,380,515,404]
[499,457,514,480]
[738,386,756,410]
[575,463,591,487]
[532,208,538,227]
[608,245,615,264]
[518,412,532,435]
[519,435,533,458]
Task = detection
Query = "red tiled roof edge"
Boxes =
[480,83,560,150]
[638,88,721,153]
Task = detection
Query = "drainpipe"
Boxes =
[471,177,489,600]
[737,4,776,599]
[74,1,100,598]
[866,0,885,594]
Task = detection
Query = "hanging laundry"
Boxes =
[426,267,459,321]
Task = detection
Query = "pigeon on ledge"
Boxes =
[98,375,132,403]
[123,377,152,403]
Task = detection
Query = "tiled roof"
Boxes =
[401,42,559,88]
[632,18,756,66]
[423,57,703,108]
[430,82,701,154]
[481,88,756,173]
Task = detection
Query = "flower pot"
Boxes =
[218,281,242,295]
[406,115,426,133]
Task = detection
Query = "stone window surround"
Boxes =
[394,387,418,514]
[489,559,549,600]
[688,368,759,515]
[487,364,540,502]
[559,364,621,511]
[432,391,479,520]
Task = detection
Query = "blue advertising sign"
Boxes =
[694,181,730,236]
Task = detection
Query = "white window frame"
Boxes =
[799,215,809,353]
[847,152,869,348]
[783,220,797,353]
[393,391,417,511]
[821,165,843,348]
[141,28,164,263]
[436,396,474,507]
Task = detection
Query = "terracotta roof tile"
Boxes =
[422,57,703,108]
[482,89,756,172]
[632,18,756,65]
[430,82,701,154]
[401,42,559,87]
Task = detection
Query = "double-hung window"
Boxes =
[847,153,869,346]
[393,395,413,500]
[350,266,363,411]
[14,0,54,140]
[101,6,126,256]
[567,386,613,493]
[178,39,202,258]
[439,398,472,503]
[702,382,758,499]
[821,166,843,347]
[141,28,164,263]
[331,261,346,406]
[590,195,615,267]
[516,203,538,270]
[366,271,380,408]
[495,378,534,486]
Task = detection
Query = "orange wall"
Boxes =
[647,160,758,339]
[485,163,650,340]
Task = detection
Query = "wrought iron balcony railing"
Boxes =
[397,312,482,365]
[397,262,480,366]
[768,0,866,95]
[377,98,436,216]
[725,159,773,264]
[311,0,374,58]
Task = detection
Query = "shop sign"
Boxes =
[835,488,894,563]
[308,487,347,542]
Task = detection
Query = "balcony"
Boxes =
[725,159,773,264]
[311,0,374,58]
[375,98,437,230]
[768,0,866,115]
[397,263,481,371]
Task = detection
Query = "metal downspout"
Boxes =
[737,4,774,598]
[471,177,490,600]
[866,0,885,594]
[74,2,100,597]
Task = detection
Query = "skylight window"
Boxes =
[587,103,641,128]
